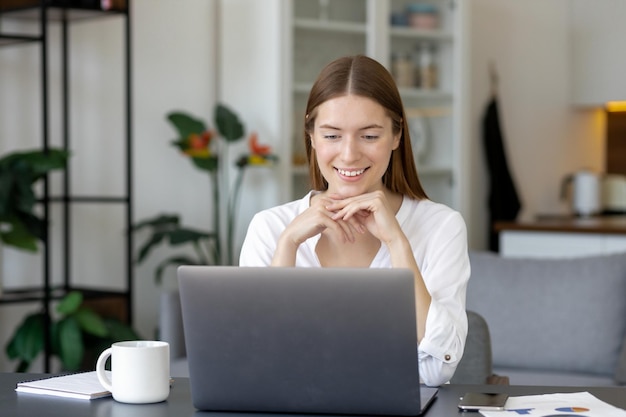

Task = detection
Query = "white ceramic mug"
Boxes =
[96,340,170,404]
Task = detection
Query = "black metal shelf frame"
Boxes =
[0,1,133,372]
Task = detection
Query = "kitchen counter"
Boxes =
[495,216,626,258]
[495,215,626,235]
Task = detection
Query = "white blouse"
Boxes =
[239,191,470,387]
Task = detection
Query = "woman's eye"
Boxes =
[324,134,339,140]
[363,135,379,140]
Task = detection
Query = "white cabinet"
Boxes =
[570,0,626,106]
[500,230,626,258]
[284,0,469,213]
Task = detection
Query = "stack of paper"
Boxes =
[480,392,626,417]
[15,371,111,400]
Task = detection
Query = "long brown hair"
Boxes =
[304,55,427,200]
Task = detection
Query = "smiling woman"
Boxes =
[310,94,400,198]
[238,55,470,387]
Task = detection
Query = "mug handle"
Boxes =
[96,347,113,392]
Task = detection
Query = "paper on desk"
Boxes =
[479,392,626,417]
[15,371,111,400]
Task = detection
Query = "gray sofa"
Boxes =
[467,251,626,386]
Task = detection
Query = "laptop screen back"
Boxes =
[178,266,430,416]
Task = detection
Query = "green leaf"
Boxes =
[57,291,83,315]
[56,316,84,371]
[0,217,39,252]
[133,214,214,265]
[50,320,61,357]
[132,213,180,232]
[191,155,218,172]
[135,230,169,264]
[22,149,70,179]
[16,211,47,242]
[0,148,69,252]
[167,112,206,139]
[5,313,45,365]
[155,256,200,285]
[75,308,109,338]
[0,181,12,216]
[104,318,142,342]
[168,228,212,245]
[0,149,69,180]
[215,104,245,142]
[15,360,30,373]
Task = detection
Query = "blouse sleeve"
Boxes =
[416,211,470,386]
[239,210,280,266]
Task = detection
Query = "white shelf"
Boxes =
[293,18,367,34]
[399,87,453,102]
[389,26,454,42]
[296,83,453,103]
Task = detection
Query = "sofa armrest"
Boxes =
[451,310,506,384]
[159,290,186,360]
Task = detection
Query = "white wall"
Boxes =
[131,0,219,342]
[465,0,605,249]
[218,0,288,256]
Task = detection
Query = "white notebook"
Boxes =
[16,371,111,400]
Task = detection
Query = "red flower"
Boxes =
[183,130,213,158]
[248,132,271,156]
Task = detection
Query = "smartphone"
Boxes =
[458,392,509,411]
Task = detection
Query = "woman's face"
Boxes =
[311,94,400,197]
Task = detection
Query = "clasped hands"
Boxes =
[286,190,402,247]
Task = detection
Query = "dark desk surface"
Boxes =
[2,373,625,417]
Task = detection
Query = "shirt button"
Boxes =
[444,354,451,361]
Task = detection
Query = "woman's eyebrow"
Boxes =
[318,123,340,130]
[359,124,384,130]
[317,123,384,130]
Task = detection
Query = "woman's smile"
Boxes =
[336,167,368,177]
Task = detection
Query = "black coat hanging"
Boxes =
[482,64,522,251]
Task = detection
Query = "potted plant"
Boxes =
[5,291,141,372]
[133,103,277,284]
[1,148,140,372]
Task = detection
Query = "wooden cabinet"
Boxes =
[284,0,469,212]
[570,0,626,106]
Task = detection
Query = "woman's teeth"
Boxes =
[337,168,365,177]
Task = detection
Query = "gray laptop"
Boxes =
[178,266,438,416]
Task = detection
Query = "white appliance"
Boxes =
[561,170,601,217]
[602,174,626,214]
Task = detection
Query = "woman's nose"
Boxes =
[340,136,360,161]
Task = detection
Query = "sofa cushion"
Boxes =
[467,251,626,377]
[494,367,617,387]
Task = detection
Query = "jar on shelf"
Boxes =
[391,53,414,88]
[406,3,439,30]
[390,11,409,27]
[417,42,438,89]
